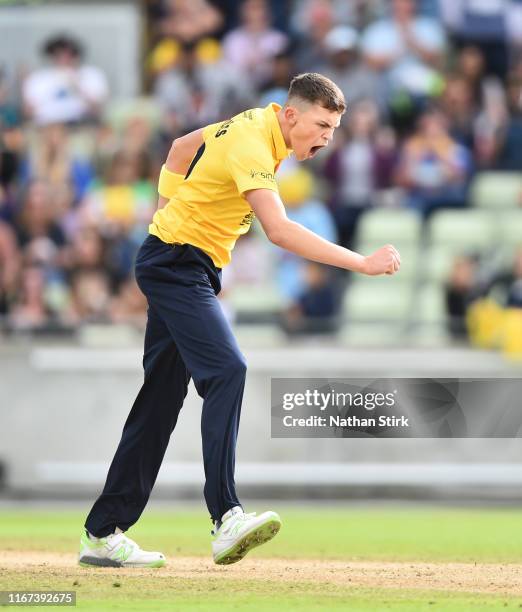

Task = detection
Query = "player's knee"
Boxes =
[223,352,247,380]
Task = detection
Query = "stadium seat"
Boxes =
[104,97,162,132]
[498,211,522,250]
[414,283,447,325]
[470,172,522,209]
[408,283,451,346]
[422,245,457,283]
[339,322,406,346]
[409,322,451,347]
[428,209,497,252]
[356,208,422,249]
[343,281,413,323]
[228,284,285,319]
[78,324,142,347]
[232,324,286,347]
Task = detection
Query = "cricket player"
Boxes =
[78,73,400,568]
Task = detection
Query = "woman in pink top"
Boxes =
[222,0,288,87]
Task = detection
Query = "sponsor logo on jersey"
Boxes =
[250,169,275,182]
[240,210,256,227]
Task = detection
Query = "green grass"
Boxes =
[1,507,522,610]
[1,578,518,612]
[2,506,522,562]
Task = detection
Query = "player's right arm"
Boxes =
[245,188,400,276]
[157,128,204,209]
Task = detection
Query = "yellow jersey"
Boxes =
[149,103,292,268]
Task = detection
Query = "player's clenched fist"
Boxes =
[361,244,401,276]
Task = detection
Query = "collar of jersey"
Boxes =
[265,102,292,161]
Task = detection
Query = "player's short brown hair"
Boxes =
[287,73,346,113]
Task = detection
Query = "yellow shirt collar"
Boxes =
[265,102,292,161]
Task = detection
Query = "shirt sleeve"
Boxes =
[360,22,398,57]
[415,19,446,53]
[225,136,278,195]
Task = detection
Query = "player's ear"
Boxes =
[284,105,298,127]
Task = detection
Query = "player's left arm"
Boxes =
[156,128,204,209]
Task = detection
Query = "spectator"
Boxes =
[291,0,337,73]
[445,254,479,340]
[454,46,486,107]
[395,106,472,218]
[120,116,156,160]
[486,247,522,308]
[8,264,53,331]
[321,26,385,112]
[473,77,509,169]
[65,268,111,325]
[291,0,386,41]
[222,0,288,88]
[79,151,155,289]
[80,151,154,237]
[323,100,398,247]
[155,40,254,134]
[94,113,163,187]
[65,226,106,274]
[283,262,338,335]
[441,74,477,149]
[23,34,109,126]
[0,65,20,130]
[59,227,113,325]
[439,0,517,79]
[20,123,94,204]
[275,161,337,301]
[361,0,446,102]
[496,72,522,170]
[0,220,20,317]
[157,0,223,43]
[148,0,224,76]
[258,50,295,108]
[222,229,273,288]
[3,1,522,341]
[109,277,148,327]
[507,248,522,308]
[13,181,67,268]
[0,123,24,221]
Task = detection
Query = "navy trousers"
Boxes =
[85,235,245,536]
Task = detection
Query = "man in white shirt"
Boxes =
[23,35,109,126]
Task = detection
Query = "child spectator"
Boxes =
[395,106,472,218]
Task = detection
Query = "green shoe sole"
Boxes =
[144,559,166,568]
[214,517,281,565]
[78,559,166,569]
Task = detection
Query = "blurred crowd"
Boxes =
[1,0,522,341]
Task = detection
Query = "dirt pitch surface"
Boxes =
[1,551,521,596]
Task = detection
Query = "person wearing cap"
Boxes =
[322,26,384,112]
[23,34,109,126]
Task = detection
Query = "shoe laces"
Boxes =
[107,532,139,552]
[211,510,257,536]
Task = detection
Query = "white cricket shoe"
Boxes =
[79,528,166,568]
[211,506,281,565]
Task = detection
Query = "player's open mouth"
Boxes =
[309,145,323,157]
